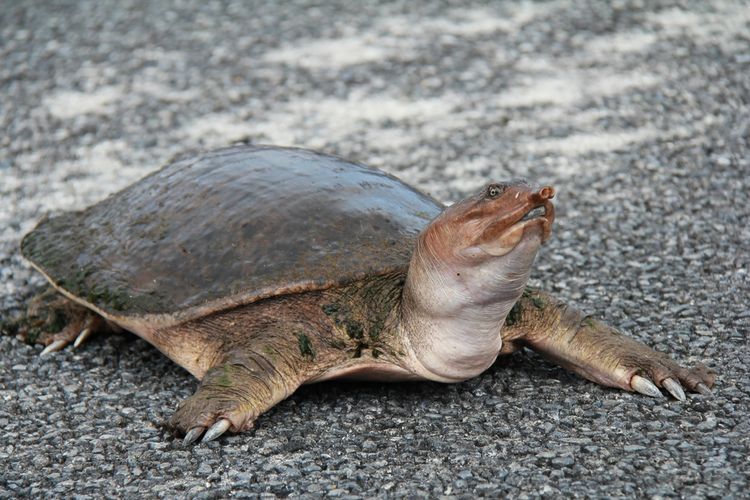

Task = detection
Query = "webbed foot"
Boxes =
[627,362,714,400]
[171,386,257,445]
[507,289,716,400]
[39,314,104,355]
[17,286,110,355]
[171,350,307,445]
[530,315,716,399]
[170,362,267,444]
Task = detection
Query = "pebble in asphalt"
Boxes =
[1,1,749,497]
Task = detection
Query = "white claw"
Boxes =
[73,328,91,348]
[662,378,686,401]
[202,419,231,443]
[183,427,204,446]
[631,375,663,398]
[696,382,712,395]
[40,339,68,356]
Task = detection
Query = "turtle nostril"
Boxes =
[539,186,555,200]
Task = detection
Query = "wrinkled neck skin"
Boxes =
[399,229,542,382]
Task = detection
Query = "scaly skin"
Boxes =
[500,288,716,397]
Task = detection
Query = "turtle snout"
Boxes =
[538,186,555,201]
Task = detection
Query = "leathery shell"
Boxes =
[21,146,443,322]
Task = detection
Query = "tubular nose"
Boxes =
[538,186,555,200]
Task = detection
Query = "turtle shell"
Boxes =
[21,146,443,323]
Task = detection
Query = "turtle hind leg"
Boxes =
[502,288,716,399]
[18,286,112,355]
[39,311,106,356]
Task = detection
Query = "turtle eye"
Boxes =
[486,184,505,199]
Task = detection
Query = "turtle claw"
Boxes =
[180,419,235,446]
[24,289,109,354]
[40,339,68,356]
[73,327,92,348]
[662,377,686,401]
[696,382,712,395]
[202,419,231,443]
[631,375,663,398]
[39,324,92,356]
[183,427,205,445]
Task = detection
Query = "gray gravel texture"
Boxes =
[1,0,749,498]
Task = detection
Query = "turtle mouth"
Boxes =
[477,186,555,256]
[511,196,555,243]
[520,205,546,223]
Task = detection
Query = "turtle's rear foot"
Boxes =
[39,312,105,356]
[19,286,112,355]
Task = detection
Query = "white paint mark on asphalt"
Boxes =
[182,113,256,145]
[648,2,750,42]
[44,86,123,119]
[9,140,150,216]
[585,31,657,55]
[264,36,397,69]
[180,92,459,149]
[132,79,200,102]
[264,3,560,70]
[523,127,659,156]
[498,75,582,107]
[497,71,659,108]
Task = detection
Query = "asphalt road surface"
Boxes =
[1,1,748,497]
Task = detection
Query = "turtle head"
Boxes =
[424,181,555,262]
[401,181,555,381]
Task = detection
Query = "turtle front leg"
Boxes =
[171,334,315,445]
[501,288,716,399]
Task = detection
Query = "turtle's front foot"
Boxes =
[171,387,252,445]
[627,357,714,401]
[528,316,716,400]
[505,289,716,400]
[18,286,110,355]
[170,363,264,444]
[171,351,305,445]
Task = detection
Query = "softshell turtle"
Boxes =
[18,145,715,443]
